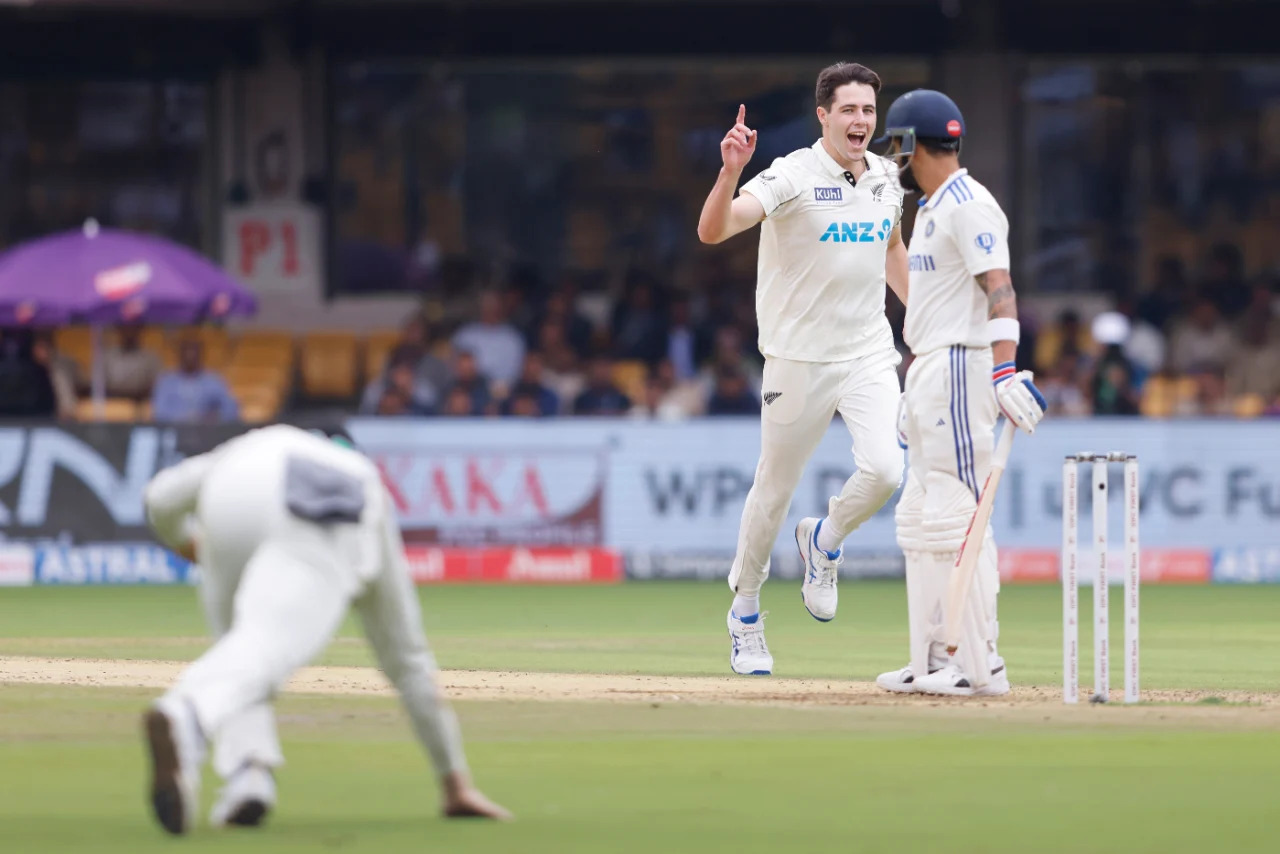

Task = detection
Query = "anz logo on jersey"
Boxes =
[818,219,893,243]
[909,254,937,271]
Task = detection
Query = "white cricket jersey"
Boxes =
[903,168,1011,355]
[740,141,904,363]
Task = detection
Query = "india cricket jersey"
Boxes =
[903,168,1011,355]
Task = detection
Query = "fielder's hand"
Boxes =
[992,362,1047,434]
[442,772,513,821]
[720,104,757,173]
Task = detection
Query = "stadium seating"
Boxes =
[300,331,358,399]
[75,397,138,422]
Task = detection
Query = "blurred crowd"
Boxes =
[2,241,1276,424]
[360,241,1280,421]
[0,325,238,423]
[359,273,765,420]
[1022,245,1280,418]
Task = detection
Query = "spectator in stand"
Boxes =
[573,354,631,415]
[452,291,525,386]
[1112,298,1166,381]
[0,329,56,418]
[500,352,559,417]
[103,322,163,402]
[440,385,480,417]
[1169,296,1234,375]
[1089,342,1141,416]
[1192,368,1232,416]
[1226,309,1280,407]
[1034,309,1094,377]
[706,367,759,416]
[151,338,239,424]
[537,284,594,358]
[1039,352,1092,417]
[31,330,79,419]
[505,389,544,418]
[698,326,762,403]
[360,345,441,415]
[388,314,452,393]
[536,321,585,411]
[374,386,413,416]
[612,273,667,364]
[445,350,493,415]
[662,295,706,381]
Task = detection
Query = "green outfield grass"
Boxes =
[1,582,1278,689]
[2,582,1279,853]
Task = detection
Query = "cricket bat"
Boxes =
[942,418,1017,676]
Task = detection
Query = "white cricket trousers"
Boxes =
[728,347,904,597]
[896,345,1000,680]
[163,448,465,780]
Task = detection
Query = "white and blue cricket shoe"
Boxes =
[727,609,773,675]
[796,517,841,622]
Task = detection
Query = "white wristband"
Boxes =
[987,317,1020,344]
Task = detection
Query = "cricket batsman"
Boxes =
[140,424,510,834]
[698,62,910,675]
[874,90,1046,696]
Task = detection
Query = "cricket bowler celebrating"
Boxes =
[874,90,1046,696]
[698,62,910,675]
[140,424,510,834]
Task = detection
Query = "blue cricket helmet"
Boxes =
[874,89,965,155]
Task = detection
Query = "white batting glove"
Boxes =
[993,362,1047,435]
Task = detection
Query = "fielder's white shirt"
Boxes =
[903,168,1011,355]
[740,141,904,363]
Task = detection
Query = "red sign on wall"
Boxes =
[403,547,622,584]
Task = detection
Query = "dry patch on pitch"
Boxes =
[1,656,1277,722]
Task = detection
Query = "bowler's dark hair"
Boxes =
[815,62,882,110]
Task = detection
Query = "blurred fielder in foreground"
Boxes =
[876,91,1045,696]
[698,62,908,676]
[141,424,510,834]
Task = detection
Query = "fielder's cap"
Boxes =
[874,89,966,147]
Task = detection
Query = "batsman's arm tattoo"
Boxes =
[976,269,1017,320]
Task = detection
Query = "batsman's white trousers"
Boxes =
[896,345,1001,678]
[162,441,466,781]
[728,347,904,597]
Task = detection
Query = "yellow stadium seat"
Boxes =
[76,397,138,423]
[1139,377,1174,418]
[225,362,290,394]
[1232,393,1266,419]
[300,331,359,398]
[232,385,282,423]
[1173,376,1199,405]
[612,360,649,401]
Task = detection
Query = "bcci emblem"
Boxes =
[924,220,935,238]
[975,232,997,255]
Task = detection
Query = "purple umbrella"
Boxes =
[0,221,258,411]
[0,221,257,326]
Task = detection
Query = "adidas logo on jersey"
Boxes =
[909,254,937,271]
[763,391,782,405]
